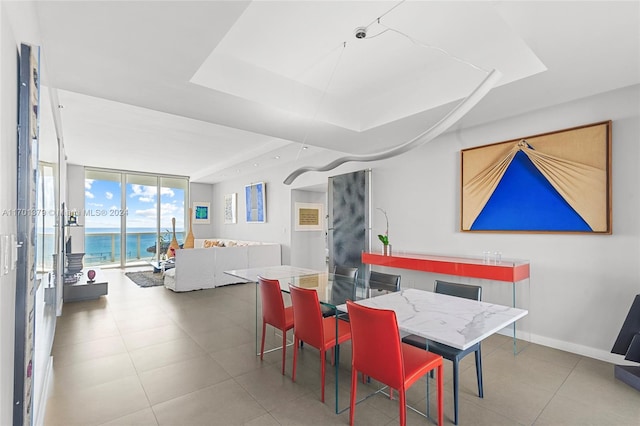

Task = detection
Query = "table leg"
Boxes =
[255,282,258,354]
[335,312,340,414]
[512,283,517,355]
[425,370,430,419]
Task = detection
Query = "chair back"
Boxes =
[332,265,359,306]
[290,285,325,349]
[435,280,482,301]
[369,271,401,293]
[346,300,404,390]
[334,265,358,280]
[258,276,286,328]
[330,277,356,307]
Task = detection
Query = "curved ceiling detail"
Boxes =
[283,69,502,184]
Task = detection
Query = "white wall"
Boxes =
[0,6,18,424]
[370,84,640,363]
[212,85,640,363]
[212,177,294,263]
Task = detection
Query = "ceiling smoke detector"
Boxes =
[354,27,367,39]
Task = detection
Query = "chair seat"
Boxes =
[402,335,480,361]
[401,342,443,389]
[321,317,351,348]
[347,300,443,426]
[321,305,335,317]
[401,281,483,425]
[321,306,350,322]
[283,305,295,329]
[290,284,352,403]
[259,276,296,376]
[402,331,483,425]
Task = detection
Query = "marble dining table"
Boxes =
[336,288,528,351]
[334,288,528,418]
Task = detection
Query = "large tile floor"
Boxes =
[45,268,640,425]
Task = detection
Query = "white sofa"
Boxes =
[163,238,281,292]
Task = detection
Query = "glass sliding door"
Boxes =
[85,168,188,267]
[84,170,123,267]
[125,173,160,266]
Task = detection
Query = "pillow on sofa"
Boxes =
[204,239,221,248]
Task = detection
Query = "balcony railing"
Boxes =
[37,231,185,269]
[84,231,185,266]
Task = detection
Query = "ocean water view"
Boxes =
[84,227,185,266]
[38,227,185,268]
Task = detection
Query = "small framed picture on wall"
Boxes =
[245,182,266,223]
[295,202,323,231]
[193,202,211,224]
[224,193,237,224]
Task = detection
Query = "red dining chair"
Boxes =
[258,276,294,375]
[289,284,352,402]
[346,300,443,426]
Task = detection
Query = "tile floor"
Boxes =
[45,268,640,425]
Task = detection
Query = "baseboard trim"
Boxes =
[525,332,636,366]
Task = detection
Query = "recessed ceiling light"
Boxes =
[236,169,241,173]
[302,146,308,150]
[253,163,259,167]
[274,155,280,159]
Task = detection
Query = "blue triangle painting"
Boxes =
[471,151,592,231]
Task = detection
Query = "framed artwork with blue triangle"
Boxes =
[461,121,611,233]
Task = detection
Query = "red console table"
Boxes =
[362,252,529,283]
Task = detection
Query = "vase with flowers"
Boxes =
[377,208,391,255]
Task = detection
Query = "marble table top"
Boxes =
[337,288,528,350]
[224,265,323,283]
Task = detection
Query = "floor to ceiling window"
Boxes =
[84,169,122,266]
[85,168,188,267]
